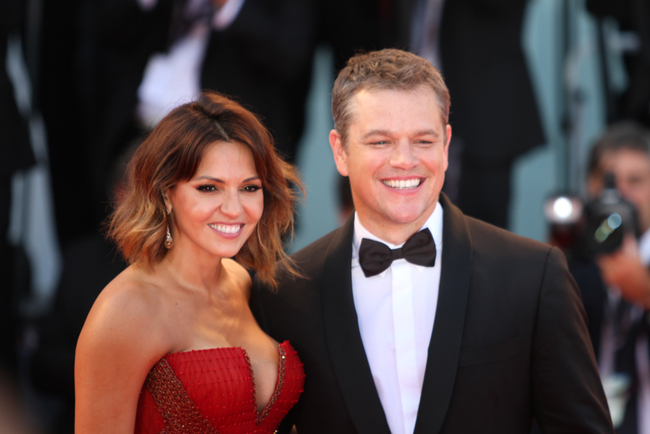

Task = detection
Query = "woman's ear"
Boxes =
[162,191,172,215]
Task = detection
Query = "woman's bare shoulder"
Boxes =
[92,266,163,322]
[77,265,171,361]
[74,267,172,433]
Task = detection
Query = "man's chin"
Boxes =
[384,201,437,221]
[384,210,433,227]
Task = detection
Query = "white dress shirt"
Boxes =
[351,203,443,434]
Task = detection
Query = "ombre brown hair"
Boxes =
[107,91,301,287]
[332,48,450,146]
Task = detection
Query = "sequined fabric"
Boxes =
[134,341,304,434]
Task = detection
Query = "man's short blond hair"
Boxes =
[332,49,451,145]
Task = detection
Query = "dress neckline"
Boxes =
[163,341,290,420]
[165,340,287,356]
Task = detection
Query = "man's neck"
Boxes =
[358,220,426,246]
[354,204,442,247]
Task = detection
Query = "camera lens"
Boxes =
[587,212,625,255]
[594,213,622,243]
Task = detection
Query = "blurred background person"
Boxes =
[1,0,36,378]
[569,122,650,433]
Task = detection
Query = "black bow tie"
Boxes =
[358,228,437,278]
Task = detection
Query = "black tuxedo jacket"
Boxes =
[252,194,613,433]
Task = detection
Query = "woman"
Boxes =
[75,92,304,433]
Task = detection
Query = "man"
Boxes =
[252,49,613,433]
[572,122,650,433]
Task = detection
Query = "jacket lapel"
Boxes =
[321,215,392,434]
[414,194,472,434]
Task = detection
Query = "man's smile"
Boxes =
[382,178,423,190]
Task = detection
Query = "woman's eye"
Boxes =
[243,185,262,193]
[197,185,217,192]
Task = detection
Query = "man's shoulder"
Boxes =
[441,193,553,259]
[288,224,351,274]
[256,225,351,301]
[462,214,558,264]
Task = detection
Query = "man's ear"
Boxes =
[443,124,452,171]
[330,129,349,177]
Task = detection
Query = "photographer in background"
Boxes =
[573,121,650,433]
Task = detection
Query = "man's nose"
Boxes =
[615,180,630,199]
[390,141,418,169]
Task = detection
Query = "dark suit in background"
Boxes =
[38,0,93,245]
[252,194,612,434]
[0,0,35,376]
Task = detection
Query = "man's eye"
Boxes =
[243,185,262,193]
[197,185,217,192]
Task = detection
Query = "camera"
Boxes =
[546,173,639,259]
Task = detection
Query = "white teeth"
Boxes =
[208,224,242,234]
[383,179,421,189]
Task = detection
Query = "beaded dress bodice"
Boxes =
[134,341,304,434]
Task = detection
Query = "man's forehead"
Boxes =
[347,86,445,123]
[595,150,650,180]
[600,148,650,166]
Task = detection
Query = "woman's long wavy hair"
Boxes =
[107,91,302,287]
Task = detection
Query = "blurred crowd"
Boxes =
[2,0,650,432]
[548,122,650,433]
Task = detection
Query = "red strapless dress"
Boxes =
[134,341,304,434]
